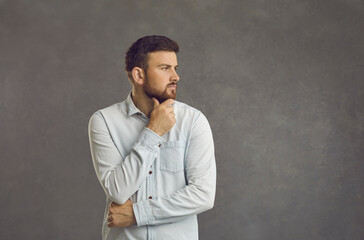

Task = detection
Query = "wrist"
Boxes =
[146,125,162,136]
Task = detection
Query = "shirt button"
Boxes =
[158,144,161,147]
[148,196,152,199]
[149,171,152,175]
[137,112,142,116]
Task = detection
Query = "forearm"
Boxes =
[96,136,158,204]
[89,112,164,204]
[133,175,216,226]
[133,154,216,226]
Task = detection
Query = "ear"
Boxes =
[131,67,145,86]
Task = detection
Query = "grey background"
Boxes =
[1,0,363,239]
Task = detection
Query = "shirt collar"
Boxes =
[126,92,141,116]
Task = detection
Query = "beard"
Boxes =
[143,76,177,103]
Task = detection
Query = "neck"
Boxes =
[131,88,154,118]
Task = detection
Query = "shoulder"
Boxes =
[174,100,201,116]
[174,101,213,141]
[92,101,126,117]
[89,100,127,126]
[174,100,210,126]
[100,101,126,114]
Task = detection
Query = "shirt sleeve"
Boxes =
[132,112,216,226]
[88,111,165,205]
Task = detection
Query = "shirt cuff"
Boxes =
[133,201,153,226]
[136,127,165,153]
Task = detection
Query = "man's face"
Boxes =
[143,51,180,103]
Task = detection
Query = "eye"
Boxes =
[161,67,168,71]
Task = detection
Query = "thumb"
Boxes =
[152,98,160,108]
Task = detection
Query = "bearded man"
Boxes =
[88,35,216,240]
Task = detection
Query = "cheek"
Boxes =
[148,73,168,88]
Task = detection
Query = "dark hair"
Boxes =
[125,35,179,82]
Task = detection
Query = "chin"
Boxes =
[156,93,176,103]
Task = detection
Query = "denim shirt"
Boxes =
[88,93,216,240]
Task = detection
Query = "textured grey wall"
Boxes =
[1,0,363,239]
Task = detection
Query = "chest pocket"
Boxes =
[159,141,185,172]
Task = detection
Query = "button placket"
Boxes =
[146,141,162,201]
[147,160,155,201]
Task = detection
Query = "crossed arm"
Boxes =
[88,102,216,228]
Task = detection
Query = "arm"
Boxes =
[133,112,216,226]
[88,111,164,205]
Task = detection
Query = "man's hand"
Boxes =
[147,98,176,136]
[107,200,136,228]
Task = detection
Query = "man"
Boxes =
[88,35,216,240]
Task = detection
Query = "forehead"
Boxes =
[147,51,178,66]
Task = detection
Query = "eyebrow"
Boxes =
[157,64,178,68]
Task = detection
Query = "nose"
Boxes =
[171,69,180,82]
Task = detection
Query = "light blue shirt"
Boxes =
[88,93,216,240]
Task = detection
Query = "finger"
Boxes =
[110,202,120,207]
[107,215,112,222]
[152,98,160,108]
[165,106,174,113]
[161,99,175,106]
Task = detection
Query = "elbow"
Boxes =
[204,191,215,211]
[106,191,128,205]
[103,178,129,205]
[206,198,215,211]
[199,186,215,212]
[192,178,216,213]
